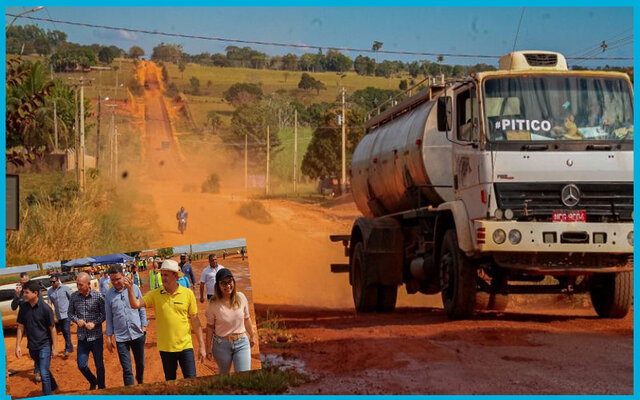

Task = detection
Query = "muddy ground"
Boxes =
[257,301,633,395]
[4,257,261,399]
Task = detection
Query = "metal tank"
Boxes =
[350,97,454,217]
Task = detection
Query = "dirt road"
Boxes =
[4,257,260,398]
[257,304,633,395]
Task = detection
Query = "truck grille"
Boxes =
[494,182,633,222]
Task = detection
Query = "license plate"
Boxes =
[552,210,586,222]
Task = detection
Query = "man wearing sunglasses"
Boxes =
[47,274,73,357]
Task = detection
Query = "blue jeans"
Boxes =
[116,334,146,386]
[29,346,58,395]
[59,318,73,353]
[211,334,251,374]
[77,337,106,388]
[159,348,196,381]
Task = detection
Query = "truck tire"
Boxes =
[351,241,378,313]
[440,229,477,319]
[377,285,397,313]
[590,272,632,318]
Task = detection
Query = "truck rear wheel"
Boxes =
[440,229,477,319]
[377,285,397,313]
[590,272,632,318]
[351,242,378,312]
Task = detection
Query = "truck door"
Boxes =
[452,83,485,220]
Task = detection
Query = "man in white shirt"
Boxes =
[199,254,225,303]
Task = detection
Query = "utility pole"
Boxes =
[244,133,248,191]
[106,104,118,180]
[67,77,92,190]
[79,79,86,190]
[293,109,298,194]
[74,88,79,185]
[266,125,270,195]
[341,87,347,196]
[91,66,111,171]
[53,100,58,150]
[51,64,58,150]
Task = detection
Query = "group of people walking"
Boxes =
[12,252,256,396]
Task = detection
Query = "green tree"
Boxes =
[351,87,399,113]
[207,111,222,134]
[324,50,352,72]
[282,53,298,70]
[229,102,280,162]
[399,79,408,91]
[301,107,365,180]
[178,59,187,79]
[49,43,97,72]
[98,46,120,64]
[151,43,183,63]
[157,247,174,259]
[189,76,200,95]
[223,82,263,106]
[298,73,326,95]
[128,46,145,59]
[354,55,376,76]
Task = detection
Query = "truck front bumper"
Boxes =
[473,220,633,254]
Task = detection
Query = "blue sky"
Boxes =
[5,6,634,67]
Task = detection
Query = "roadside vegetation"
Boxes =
[6,171,154,267]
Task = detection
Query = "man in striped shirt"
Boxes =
[68,272,106,390]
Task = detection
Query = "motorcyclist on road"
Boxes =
[176,206,188,233]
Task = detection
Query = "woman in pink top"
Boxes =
[205,268,256,374]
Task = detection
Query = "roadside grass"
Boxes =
[5,173,152,267]
[91,366,309,395]
[257,309,294,347]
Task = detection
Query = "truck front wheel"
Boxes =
[440,229,477,319]
[590,272,632,318]
[351,241,378,312]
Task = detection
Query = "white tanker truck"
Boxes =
[331,50,633,319]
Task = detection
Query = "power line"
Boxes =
[6,13,633,62]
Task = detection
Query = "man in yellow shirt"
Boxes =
[125,259,206,381]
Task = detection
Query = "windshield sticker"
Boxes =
[495,119,552,131]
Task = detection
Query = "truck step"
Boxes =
[329,234,351,243]
[330,263,350,273]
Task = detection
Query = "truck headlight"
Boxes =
[508,229,522,245]
[493,229,506,244]
[504,209,514,220]
[494,209,504,220]
[628,231,633,246]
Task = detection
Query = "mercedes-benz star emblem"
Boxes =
[561,184,580,207]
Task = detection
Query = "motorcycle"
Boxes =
[178,218,187,234]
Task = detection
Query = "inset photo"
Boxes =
[2,238,259,398]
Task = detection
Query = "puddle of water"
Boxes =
[261,353,309,376]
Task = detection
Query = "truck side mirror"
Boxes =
[437,96,452,132]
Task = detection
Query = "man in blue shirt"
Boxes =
[99,270,111,295]
[105,264,148,386]
[179,253,196,289]
[47,274,73,357]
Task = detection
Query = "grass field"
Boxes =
[164,62,407,105]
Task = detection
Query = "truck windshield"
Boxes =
[483,76,633,142]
